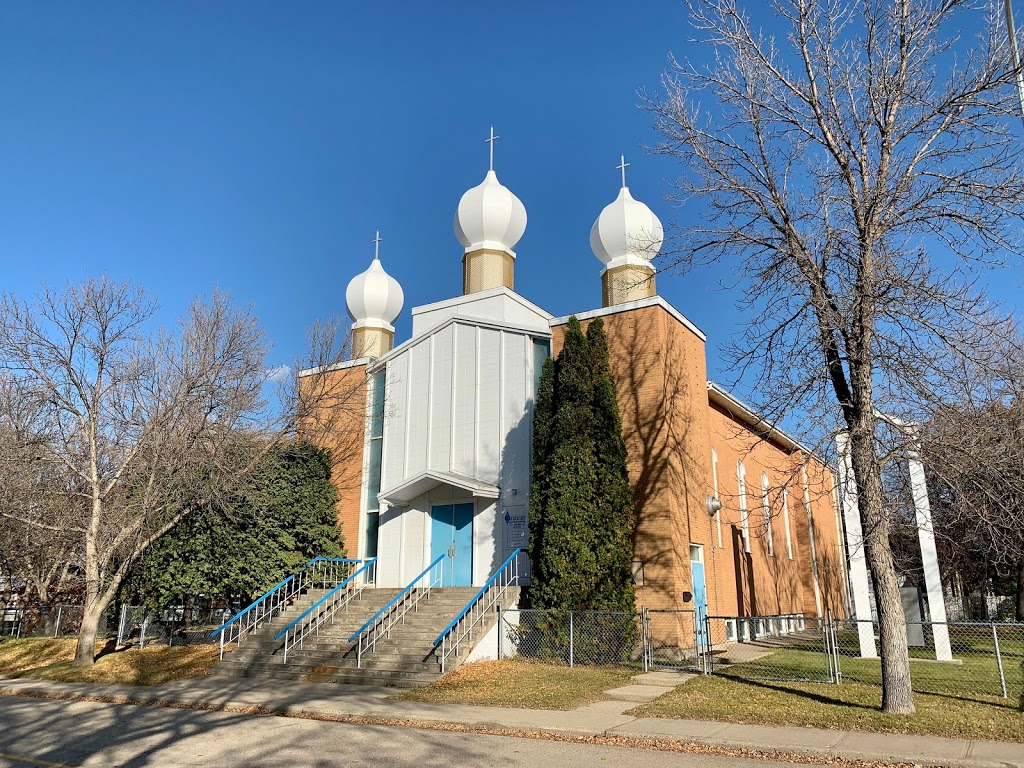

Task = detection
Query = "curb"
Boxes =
[2,684,1021,768]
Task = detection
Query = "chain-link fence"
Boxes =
[2,604,88,638]
[832,619,1024,702]
[704,615,836,683]
[117,604,229,648]
[696,614,1023,702]
[498,609,643,667]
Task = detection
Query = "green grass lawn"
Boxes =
[631,673,1024,743]
[0,637,220,685]
[637,630,1024,743]
[393,659,635,710]
[722,627,1024,704]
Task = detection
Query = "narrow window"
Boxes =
[737,460,750,553]
[711,447,722,548]
[762,472,774,557]
[365,370,386,558]
[782,486,793,560]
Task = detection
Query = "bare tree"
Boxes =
[920,358,1024,620]
[648,0,1024,713]
[0,279,279,663]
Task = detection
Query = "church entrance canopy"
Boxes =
[377,470,500,507]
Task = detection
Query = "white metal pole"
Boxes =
[906,447,952,661]
[835,432,878,658]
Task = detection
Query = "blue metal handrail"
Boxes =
[349,553,446,642]
[433,549,520,647]
[209,557,361,636]
[275,558,377,641]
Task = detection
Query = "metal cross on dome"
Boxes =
[373,230,382,260]
[617,154,630,188]
[486,126,500,171]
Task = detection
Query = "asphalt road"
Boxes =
[0,696,806,768]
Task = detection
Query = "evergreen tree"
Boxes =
[586,319,636,614]
[124,441,344,612]
[527,316,636,614]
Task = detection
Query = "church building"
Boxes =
[302,141,849,624]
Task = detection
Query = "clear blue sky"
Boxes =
[2,2,1022,395]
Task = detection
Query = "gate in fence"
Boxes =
[642,608,712,674]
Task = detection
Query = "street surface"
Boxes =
[0,696,804,768]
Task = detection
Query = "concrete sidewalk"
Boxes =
[0,675,1020,768]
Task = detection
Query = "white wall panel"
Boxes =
[429,324,453,471]
[405,340,430,477]
[382,356,408,491]
[477,328,501,482]
[501,333,530,495]
[473,501,500,583]
[452,323,477,476]
[377,505,404,587]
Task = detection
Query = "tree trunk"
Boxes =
[1016,557,1024,622]
[74,598,109,666]
[850,429,916,715]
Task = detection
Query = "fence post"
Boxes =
[704,613,713,675]
[117,604,128,647]
[641,609,648,672]
[831,617,842,684]
[569,611,574,668]
[823,611,834,683]
[992,623,1008,699]
[54,605,63,638]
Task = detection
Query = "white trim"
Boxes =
[549,295,707,342]
[378,470,500,506]
[299,357,371,377]
[707,381,818,457]
[369,316,551,373]
[411,286,553,321]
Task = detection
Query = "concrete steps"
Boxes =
[211,585,519,688]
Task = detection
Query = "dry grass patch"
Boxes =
[630,675,1024,743]
[393,659,634,710]
[0,637,220,685]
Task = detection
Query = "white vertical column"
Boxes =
[835,432,878,658]
[907,448,953,661]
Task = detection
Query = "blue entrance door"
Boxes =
[430,503,474,586]
[690,545,708,647]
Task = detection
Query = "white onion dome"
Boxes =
[345,256,404,331]
[454,170,527,256]
[589,186,664,271]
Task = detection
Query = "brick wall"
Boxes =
[552,304,846,621]
[298,363,369,557]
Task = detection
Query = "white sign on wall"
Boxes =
[504,507,528,549]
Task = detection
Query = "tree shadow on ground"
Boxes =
[0,687,496,768]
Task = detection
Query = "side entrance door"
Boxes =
[430,503,474,586]
[689,544,708,648]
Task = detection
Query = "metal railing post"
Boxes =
[219,628,225,659]
[992,623,1008,699]
[54,605,62,638]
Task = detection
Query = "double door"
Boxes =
[430,503,473,586]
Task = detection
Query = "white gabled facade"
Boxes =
[367,290,551,587]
